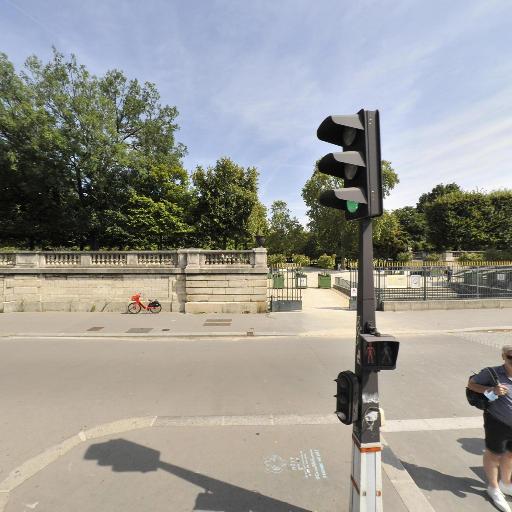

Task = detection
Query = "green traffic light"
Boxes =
[347,200,359,213]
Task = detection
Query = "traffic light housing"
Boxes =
[316,109,383,220]
[359,333,399,371]
[334,370,359,424]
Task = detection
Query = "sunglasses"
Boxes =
[506,355,512,360]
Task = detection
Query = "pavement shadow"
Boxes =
[401,461,486,499]
[84,438,311,511]
[457,437,485,456]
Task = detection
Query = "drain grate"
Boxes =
[87,326,104,332]
[126,328,153,333]
[203,318,232,327]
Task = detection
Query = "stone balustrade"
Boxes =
[0,249,264,270]
[0,249,268,314]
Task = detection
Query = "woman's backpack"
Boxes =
[466,367,499,410]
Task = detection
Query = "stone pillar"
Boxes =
[15,253,39,268]
[80,254,92,266]
[127,253,138,266]
[253,247,267,268]
[180,249,200,270]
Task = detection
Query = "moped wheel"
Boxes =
[149,304,162,314]
[128,302,141,314]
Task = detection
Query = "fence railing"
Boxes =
[267,265,302,305]
[337,264,512,306]
[0,249,266,270]
[345,259,512,269]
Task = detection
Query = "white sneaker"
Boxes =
[488,486,512,512]
[500,481,512,497]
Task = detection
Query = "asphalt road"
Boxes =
[1,327,511,511]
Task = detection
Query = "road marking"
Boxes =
[383,415,482,432]
[154,413,337,427]
[381,436,436,512]
[0,417,155,495]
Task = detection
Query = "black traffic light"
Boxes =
[334,370,359,425]
[316,109,383,220]
[359,333,399,371]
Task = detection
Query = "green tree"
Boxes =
[425,191,494,250]
[302,160,399,260]
[393,206,429,251]
[373,211,408,259]
[417,183,462,212]
[0,50,189,249]
[192,157,259,249]
[0,53,76,248]
[266,200,307,256]
[488,190,512,250]
[247,201,269,239]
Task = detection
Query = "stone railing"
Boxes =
[0,248,268,314]
[0,253,15,267]
[0,249,266,271]
[201,251,252,266]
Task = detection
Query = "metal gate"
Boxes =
[267,264,303,312]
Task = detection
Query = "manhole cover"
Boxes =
[87,326,104,332]
[126,328,153,333]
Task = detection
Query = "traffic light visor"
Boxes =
[317,151,365,180]
[317,114,364,147]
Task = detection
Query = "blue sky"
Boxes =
[1,0,511,224]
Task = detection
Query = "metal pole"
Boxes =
[350,218,383,512]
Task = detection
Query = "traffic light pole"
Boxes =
[350,217,383,512]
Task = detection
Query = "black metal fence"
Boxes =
[335,265,512,308]
[267,264,303,311]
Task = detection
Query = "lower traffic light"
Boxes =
[334,371,359,425]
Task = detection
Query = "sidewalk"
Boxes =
[1,288,511,339]
[1,418,409,512]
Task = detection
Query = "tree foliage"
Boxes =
[393,206,429,251]
[301,160,399,259]
[425,190,512,251]
[191,157,259,249]
[373,211,408,259]
[265,200,307,256]
[416,183,462,212]
[0,50,189,249]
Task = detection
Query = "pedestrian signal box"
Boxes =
[359,333,399,371]
[334,370,359,425]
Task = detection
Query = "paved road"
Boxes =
[1,289,512,511]
[1,323,511,511]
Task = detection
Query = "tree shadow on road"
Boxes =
[84,438,311,512]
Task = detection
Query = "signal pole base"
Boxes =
[349,435,383,512]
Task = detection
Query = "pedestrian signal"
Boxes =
[359,333,399,371]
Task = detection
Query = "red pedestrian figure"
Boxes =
[366,343,376,365]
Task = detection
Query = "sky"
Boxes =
[1,0,511,225]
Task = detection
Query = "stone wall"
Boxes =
[0,249,267,314]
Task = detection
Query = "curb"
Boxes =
[1,325,512,340]
[0,331,297,339]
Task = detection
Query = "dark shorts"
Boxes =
[484,412,512,454]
